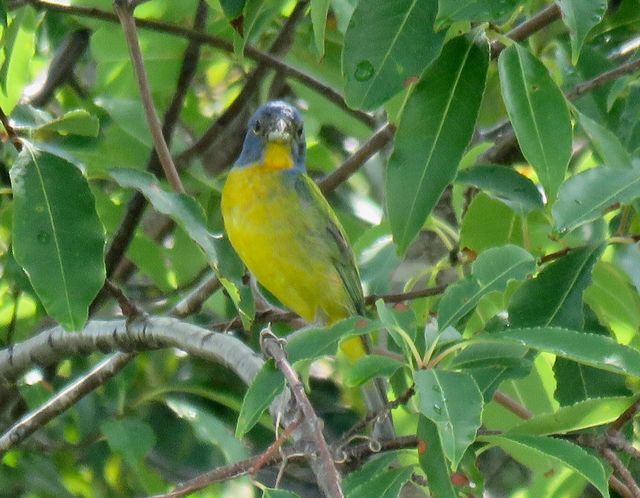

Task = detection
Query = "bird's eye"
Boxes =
[253,121,262,135]
[297,125,304,138]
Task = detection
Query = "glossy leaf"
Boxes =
[508,245,603,328]
[343,0,444,110]
[585,261,640,343]
[344,355,404,387]
[235,363,284,438]
[438,244,535,329]
[417,416,457,497]
[455,164,544,213]
[262,490,300,498]
[286,317,380,363]
[35,109,100,137]
[0,8,36,112]
[345,466,413,498]
[437,0,518,25]
[554,356,630,405]
[508,396,636,435]
[343,453,399,496]
[414,369,482,467]
[387,36,488,253]
[311,0,330,58]
[557,0,607,64]
[484,327,640,377]
[575,109,633,169]
[553,166,640,233]
[110,169,219,268]
[498,44,572,200]
[219,0,245,19]
[482,435,609,498]
[11,148,105,331]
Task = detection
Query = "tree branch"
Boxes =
[0,104,22,152]
[0,352,135,453]
[319,124,395,194]
[261,329,343,498]
[23,0,374,128]
[113,0,184,193]
[0,317,263,387]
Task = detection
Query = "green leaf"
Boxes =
[262,490,300,498]
[343,453,399,495]
[0,8,36,113]
[557,0,607,64]
[554,357,630,406]
[311,0,330,58]
[498,44,572,201]
[110,169,218,269]
[481,435,609,498]
[167,398,248,463]
[508,396,636,435]
[455,164,544,213]
[219,0,245,19]
[414,369,483,467]
[101,418,156,467]
[449,342,529,370]
[235,362,284,438]
[346,466,413,498]
[575,109,633,169]
[387,36,488,253]
[11,148,106,331]
[34,110,100,137]
[552,166,640,233]
[286,317,380,363]
[438,244,535,329]
[437,0,518,25]
[417,416,457,497]
[585,262,640,342]
[343,0,444,110]
[344,355,404,387]
[483,327,640,377]
[508,245,603,329]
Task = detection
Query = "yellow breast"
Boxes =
[221,164,353,323]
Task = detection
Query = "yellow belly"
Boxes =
[221,165,353,322]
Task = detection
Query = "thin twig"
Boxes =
[340,435,418,464]
[490,4,562,58]
[319,124,395,194]
[492,390,532,420]
[24,0,374,128]
[602,447,640,498]
[566,58,640,100]
[334,386,415,451]
[100,0,207,284]
[0,352,135,453]
[113,0,184,193]
[104,280,144,318]
[0,105,22,152]
[607,434,640,460]
[261,329,344,498]
[171,274,221,318]
[365,284,448,306]
[177,0,309,164]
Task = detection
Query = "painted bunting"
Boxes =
[221,101,392,434]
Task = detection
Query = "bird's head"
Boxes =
[236,101,306,170]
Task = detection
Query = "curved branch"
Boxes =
[0,317,263,386]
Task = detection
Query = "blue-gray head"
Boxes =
[235,101,306,169]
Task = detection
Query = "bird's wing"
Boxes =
[293,173,366,316]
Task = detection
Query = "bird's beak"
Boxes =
[267,118,292,143]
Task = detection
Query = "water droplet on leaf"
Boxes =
[433,403,442,414]
[354,60,374,81]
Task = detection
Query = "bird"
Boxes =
[221,100,392,435]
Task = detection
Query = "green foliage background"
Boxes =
[1,0,640,496]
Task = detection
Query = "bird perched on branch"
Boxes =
[221,100,392,436]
